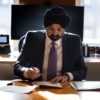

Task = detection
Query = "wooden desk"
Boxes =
[1,80,100,100]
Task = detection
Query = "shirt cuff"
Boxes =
[21,67,29,78]
[65,72,74,81]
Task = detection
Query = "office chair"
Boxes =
[18,36,25,52]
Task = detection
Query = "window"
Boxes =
[0,0,13,37]
[83,0,100,44]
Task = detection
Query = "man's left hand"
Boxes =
[50,75,70,83]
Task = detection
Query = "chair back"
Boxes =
[18,36,25,52]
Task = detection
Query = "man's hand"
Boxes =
[27,67,41,80]
[50,75,70,83]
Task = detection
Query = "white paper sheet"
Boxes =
[32,81,62,88]
[0,85,37,93]
[0,81,11,87]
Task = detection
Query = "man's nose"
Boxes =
[53,30,58,35]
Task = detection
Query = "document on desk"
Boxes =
[0,81,11,87]
[32,81,63,88]
[0,85,37,93]
[70,81,100,91]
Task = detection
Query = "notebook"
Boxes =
[70,81,100,91]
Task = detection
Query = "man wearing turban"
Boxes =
[14,6,87,83]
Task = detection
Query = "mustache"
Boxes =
[49,34,61,41]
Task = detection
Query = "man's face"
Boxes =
[46,24,65,41]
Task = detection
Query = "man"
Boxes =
[14,6,87,83]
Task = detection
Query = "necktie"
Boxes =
[47,42,57,80]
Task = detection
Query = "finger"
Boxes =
[28,68,35,74]
[27,69,38,79]
[60,79,67,83]
[50,77,62,83]
[60,76,68,83]
[55,78,62,83]
[33,73,41,78]
[32,67,40,73]
[50,78,57,83]
[27,70,33,78]
[29,68,39,75]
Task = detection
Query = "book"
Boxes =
[32,81,63,88]
[70,81,100,91]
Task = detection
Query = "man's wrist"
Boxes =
[64,72,74,81]
[23,68,29,78]
[64,73,70,81]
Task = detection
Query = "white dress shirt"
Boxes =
[42,34,73,81]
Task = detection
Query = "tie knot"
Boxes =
[51,42,56,46]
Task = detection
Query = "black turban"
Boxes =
[44,6,70,28]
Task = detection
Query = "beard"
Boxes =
[49,34,61,41]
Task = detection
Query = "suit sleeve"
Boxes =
[14,32,32,80]
[71,36,87,81]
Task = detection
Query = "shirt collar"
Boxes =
[45,33,62,47]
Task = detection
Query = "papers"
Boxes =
[0,85,37,93]
[32,81,62,88]
[0,91,29,100]
[37,91,80,100]
[70,81,100,91]
[0,81,11,87]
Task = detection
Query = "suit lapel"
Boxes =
[62,34,70,74]
[38,33,46,71]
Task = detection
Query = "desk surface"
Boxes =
[0,51,19,64]
[84,56,100,63]
[0,80,100,100]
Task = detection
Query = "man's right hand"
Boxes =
[26,67,41,80]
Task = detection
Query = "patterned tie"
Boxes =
[47,42,57,80]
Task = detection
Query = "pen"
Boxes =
[7,82,13,86]
[69,83,77,91]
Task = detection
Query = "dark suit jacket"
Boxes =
[14,30,87,81]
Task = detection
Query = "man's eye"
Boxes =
[49,28,54,30]
[57,29,63,31]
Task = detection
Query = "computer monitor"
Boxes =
[11,5,84,40]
